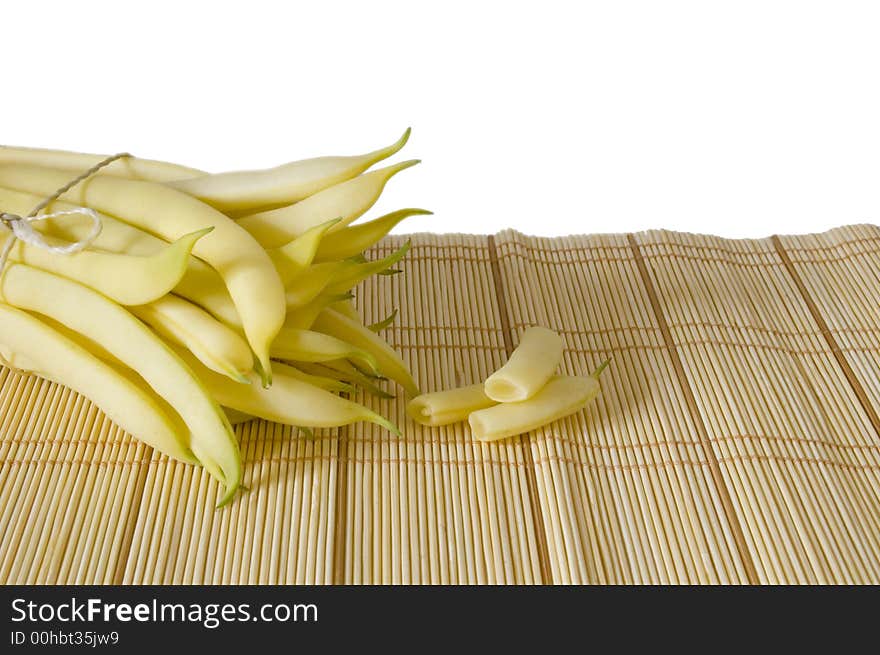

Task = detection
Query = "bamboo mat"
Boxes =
[1,225,879,585]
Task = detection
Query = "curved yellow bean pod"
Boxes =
[323,242,410,296]
[0,186,238,324]
[0,264,242,505]
[330,298,361,322]
[313,209,430,262]
[285,261,347,309]
[0,165,284,383]
[312,308,418,396]
[0,302,197,465]
[283,365,354,394]
[0,146,204,182]
[174,349,399,434]
[468,376,601,443]
[407,384,497,427]
[284,292,352,331]
[223,407,254,425]
[237,159,419,247]
[170,129,411,214]
[296,360,394,399]
[484,326,564,402]
[2,227,209,306]
[271,327,379,374]
[267,219,340,284]
[131,295,253,383]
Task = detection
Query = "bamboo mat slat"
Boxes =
[1,225,879,584]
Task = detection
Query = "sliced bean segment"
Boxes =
[469,376,601,442]
[484,326,563,402]
[407,384,497,427]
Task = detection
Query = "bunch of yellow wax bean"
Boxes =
[0,130,422,505]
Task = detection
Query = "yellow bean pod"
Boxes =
[0,165,284,383]
[323,242,410,296]
[313,209,430,262]
[285,261,348,309]
[284,292,353,331]
[174,349,400,434]
[407,384,497,427]
[238,160,419,247]
[484,326,564,402]
[131,295,253,383]
[223,407,254,425]
[0,146,204,182]
[267,219,340,284]
[0,186,239,325]
[297,360,394,399]
[468,376,601,442]
[170,129,411,214]
[0,302,197,465]
[0,264,242,505]
[312,308,419,396]
[271,327,379,374]
[329,298,361,322]
[283,365,355,394]
[3,227,209,306]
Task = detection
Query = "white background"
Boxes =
[4,1,879,238]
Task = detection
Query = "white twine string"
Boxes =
[0,208,102,264]
[0,152,130,274]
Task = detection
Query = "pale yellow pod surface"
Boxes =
[312,308,419,396]
[0,187,236,324]
[0,146,204,182]
[407,384,497,427]
[223,407,254,425]
[313,209,430,262]
[0,264,242,504]
[284,364,354,394]
[484,326,564,402]
[267,219,339,283]
[271,327,379,373]
[329,297,360,322]
[174,349,398,434]
[283,291,352,330]
[0,303,197,465]
[0,165,284,382]
[323,242,409,296]
[294,360,393,399]
[285,261,347,308]
[2,228,209,306]
[131,295,253,382]
[237,160,419,248]
[469,376,600,442]
[170,129,411,214]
